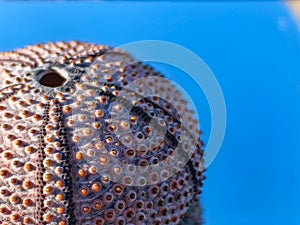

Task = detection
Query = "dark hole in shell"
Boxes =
[38,70,67,88]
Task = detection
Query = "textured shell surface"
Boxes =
[0,41,204,225]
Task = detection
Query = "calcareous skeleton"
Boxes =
[0,41,204,225]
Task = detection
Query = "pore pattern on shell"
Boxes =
[0,41,204,225]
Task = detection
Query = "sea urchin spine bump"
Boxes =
[0,41,204,225]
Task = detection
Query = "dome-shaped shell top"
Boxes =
[0,41,204,225]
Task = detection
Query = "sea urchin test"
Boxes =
[0,41,204,225]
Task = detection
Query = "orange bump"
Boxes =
[78,169,85,177]
[22,198,31,207]
[59,220,66,225]
[0,168,9,177]
[93,201,102,210]
[56,193,64,201]
[56,179,64,188]
[43,186,53,195]
[76,152,83,160]
[23,216,32,224]
[10,213,20,222]
[23,163,34,172]
[57,207,65,214]
[82,206,90,213]
[91,183,100,192]
[43,213,52,222]
[63,105,71,113]
[80,188,88,196]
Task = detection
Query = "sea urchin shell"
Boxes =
[0,41,204,225]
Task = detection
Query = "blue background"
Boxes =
[0,2,299,225]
